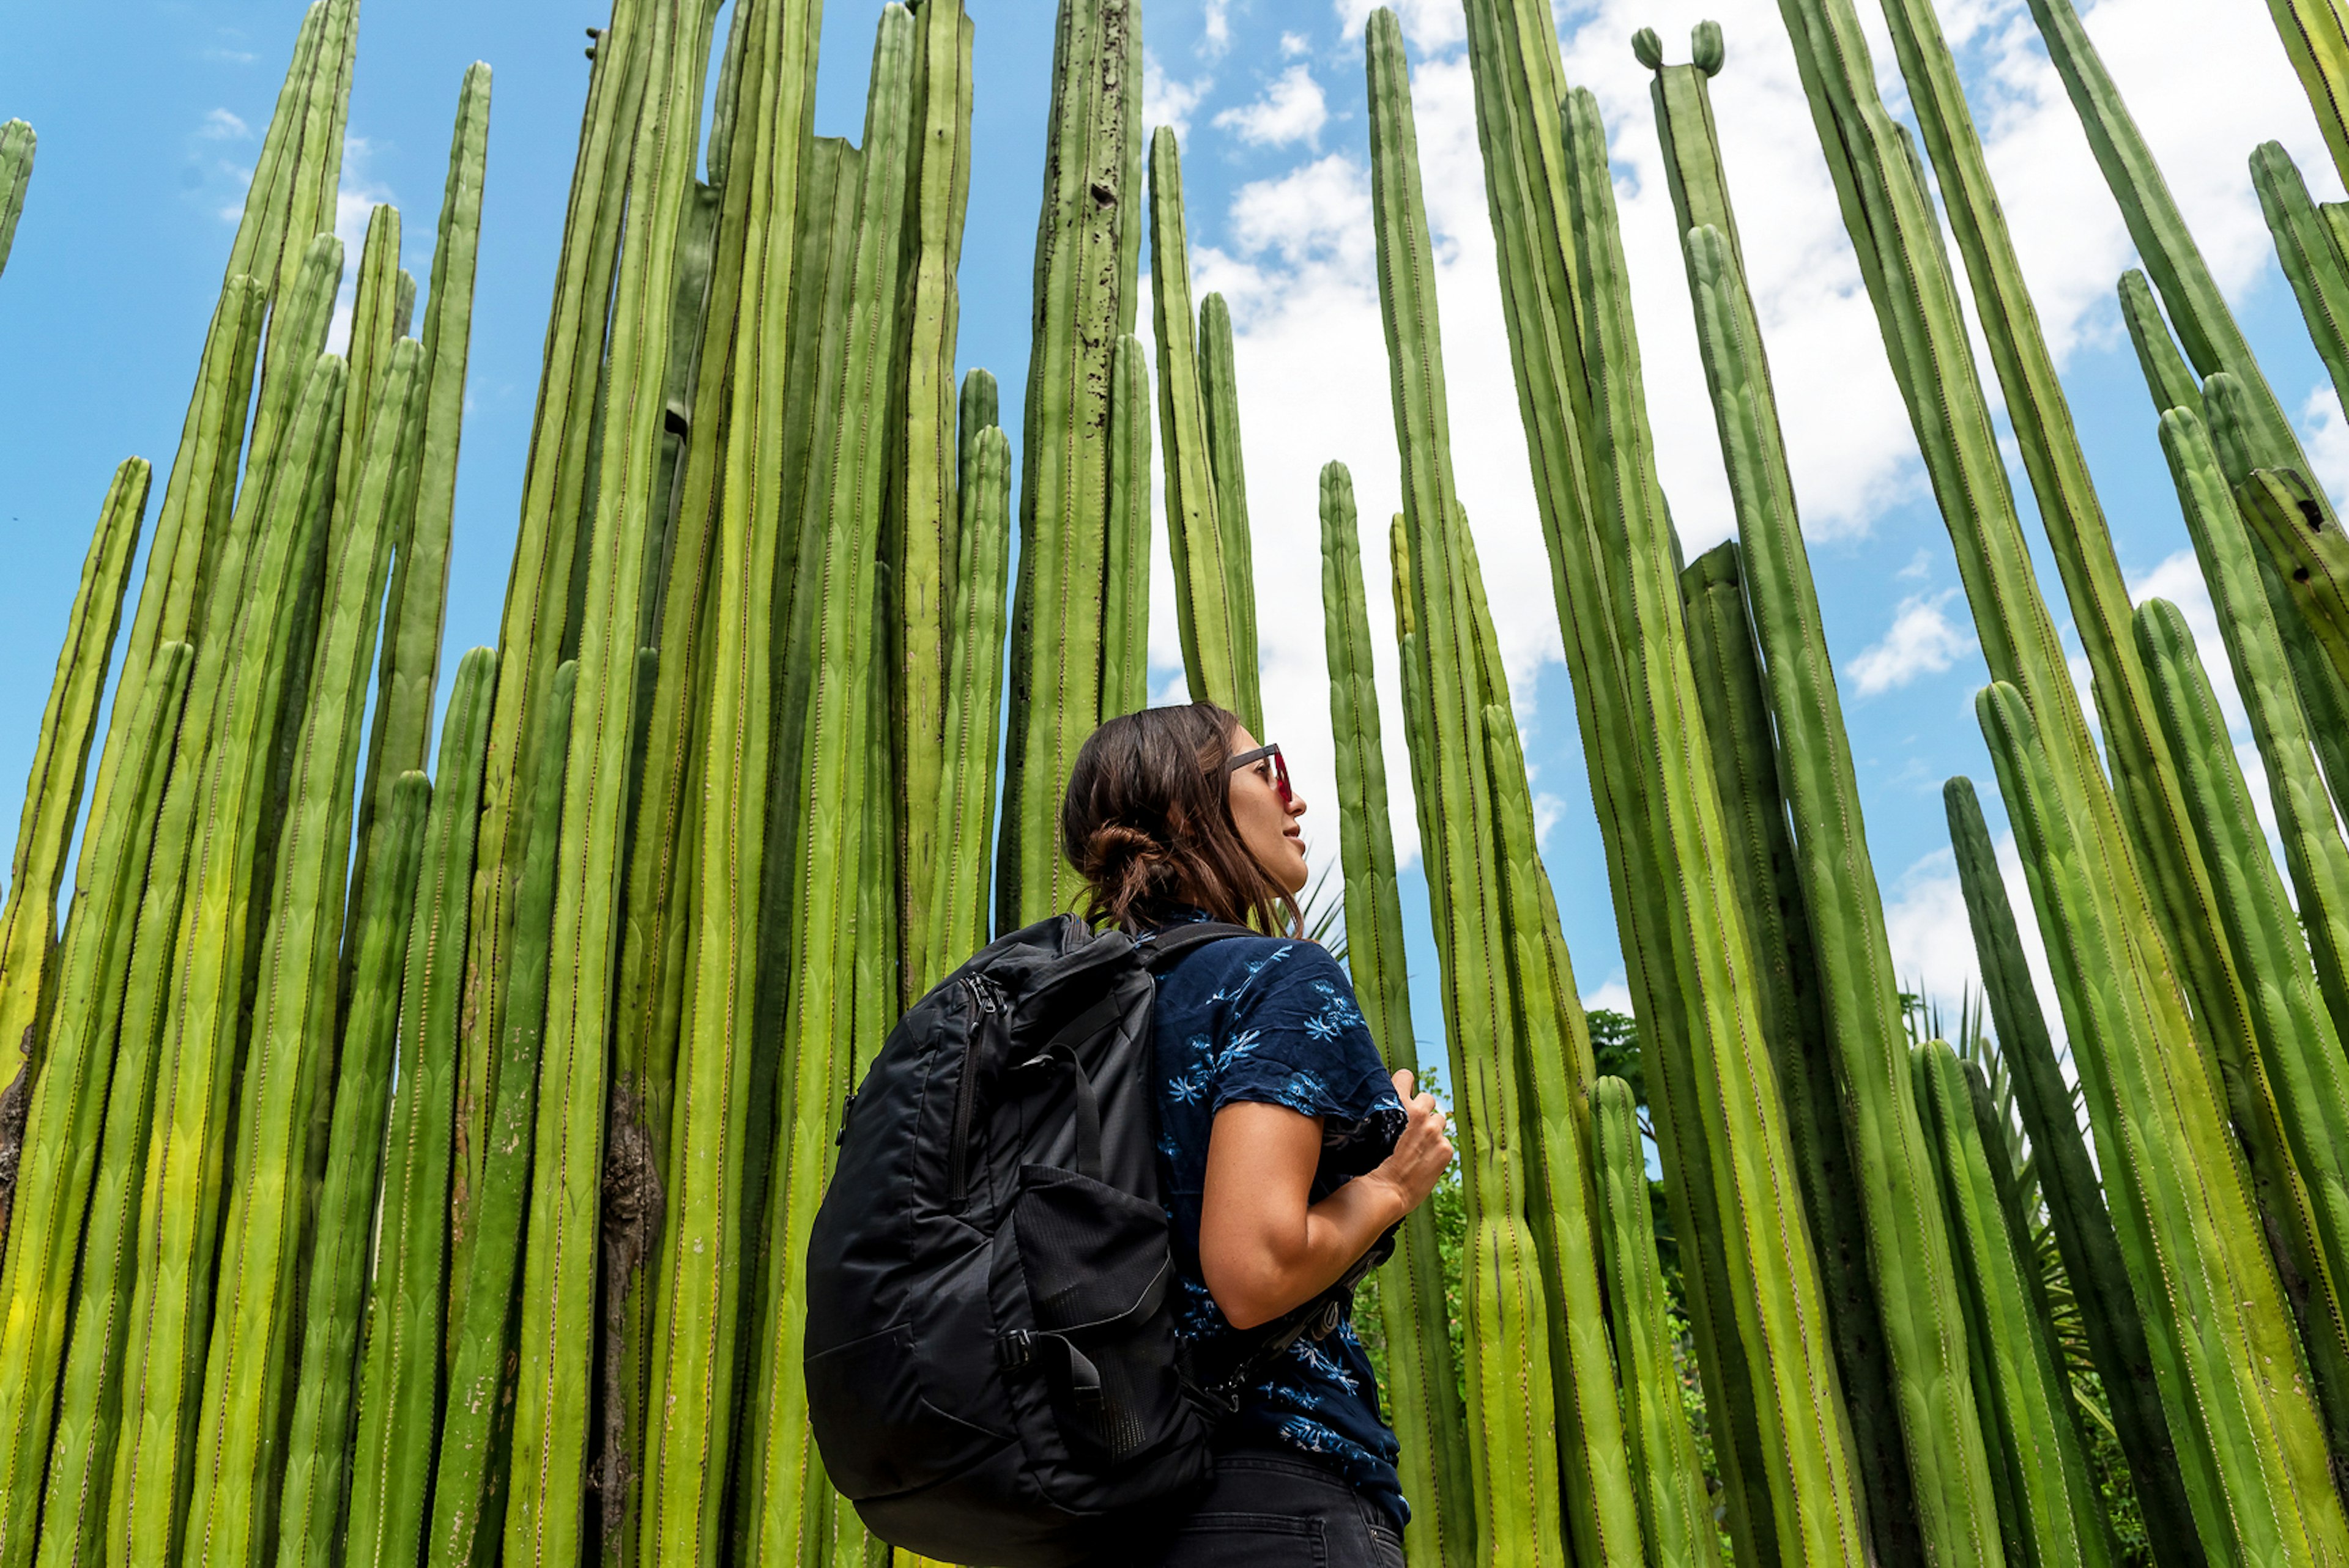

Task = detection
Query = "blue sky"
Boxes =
[0,0,2340,1080]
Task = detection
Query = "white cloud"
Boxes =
[1582,977,1637,1016]
[1333,0,1465,53]
[1897,547,1932,580]
[1534,791,1565,847]
[1282,32,1313,59]
[1214,64,1330,148]
[1204,0,1233,56]
[2299,382,2349,514]
[1144,50,1211,141]
[199,108,250,141]
[1880,833,2065,1046]
[1848,590,1976,693]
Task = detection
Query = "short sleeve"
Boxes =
[1206,943,1408,1183]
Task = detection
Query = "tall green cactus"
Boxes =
[2153,407,2349,1406]
[461,0,646,1229]
[1943,776,2202,1568]
[1482,703,1645,1568]
[1365,20,1575,1564]
[1595,1074,1726,1568]
[106,344,345,1568]
[1319,459,1472,1568]
[1867,0,2266,1170]
[920,391,1011,987]
[505,4,724,1560]
[357,61,488,1104]
[2030,0,2349,601]
[0,643,188,1568]
[1458,11,1787,1555]
[1682,198,2007,1568]
[343,647,494,1568]
[2254,142,2349,421]
[0,120,31,278]
[1199,294,1262,734]
[1146,127,1244,722]
[1675,539,1913,1568]
[997,0,1141,928]
[2260,1,2349,199]
[2137,589,2349,1423]
[180,338,422,1568]
[1100,332,1153,721]
[597,8,795,1524]
[637,0,820,1552]
[271,773,426,1568]
[891,0,973,986]
[0,457,148,1102]
[1559,78,1865,1568]
[1914,1041,2114,1568]
[744,12,913,1561]
[424,664,568,1568]
[1978,678,2349,1568]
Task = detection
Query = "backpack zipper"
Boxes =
[947,975,1000,1205]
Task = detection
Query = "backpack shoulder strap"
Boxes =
[1134,920,1257,971]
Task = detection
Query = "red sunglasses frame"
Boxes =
[1223,742,1293,807]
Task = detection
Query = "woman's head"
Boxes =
[1061,703,1309,934]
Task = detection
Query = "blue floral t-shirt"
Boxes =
[1146,912,1411,1533]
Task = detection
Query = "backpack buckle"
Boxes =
[1000,1329,1034,1369]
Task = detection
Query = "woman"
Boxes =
[1060,703,1455,1568]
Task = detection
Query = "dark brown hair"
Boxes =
[1060,703,1302,937]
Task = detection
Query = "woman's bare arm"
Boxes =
[1198,1070,1453,1331]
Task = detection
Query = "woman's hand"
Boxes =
[1364,1070,1453,1216]
[1196,1076,1454,1331]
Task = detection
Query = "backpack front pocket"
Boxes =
[1011,1163,1188,1466]
[806,1323,1012,1500]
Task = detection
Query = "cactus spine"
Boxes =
[1319,459,1473,1568]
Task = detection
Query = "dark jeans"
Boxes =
[1130,1446,1405,1567]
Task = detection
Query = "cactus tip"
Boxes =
[1693,21,1724,75]
[1631,27,1665,70]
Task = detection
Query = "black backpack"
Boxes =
[803,914,1386,1567]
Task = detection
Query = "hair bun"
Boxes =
[1078,821,1166,876]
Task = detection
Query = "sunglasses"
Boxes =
[1224,743,1294,807]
